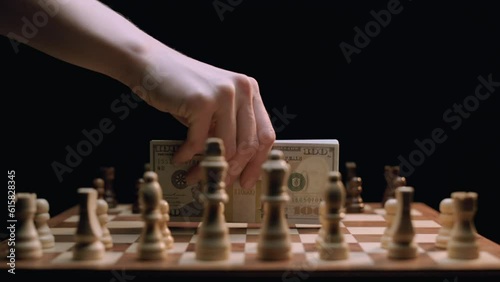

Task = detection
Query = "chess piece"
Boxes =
[435,198,453,249]
[196,138,231,261]
[316,200,326,247]
[257,150,292,261]
[73,188,105,260]
[93,178,105,200]
[97,196,113,250]
[159,199,174,249]
[35,198,55,249]
[316,171,349,260]
[16,193,43,259]
[382,166,393,204]
[345,162,357,183]
[381,198,397,249]
[382,166,406,206]
[388,186,417,259]
[101,166,118,208]
[132,178,144,214]
[447,191,479,260]
[393,175,407,191]
[345,176,365,213]
[134,163,153,214]
[144,162,152,172]
[137,171,167,260]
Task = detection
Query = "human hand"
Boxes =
[128,40,276,189]
[0,0,275,188]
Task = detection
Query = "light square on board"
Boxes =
[51,251,123,265]
[305,251,374,266]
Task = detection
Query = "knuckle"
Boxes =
[233,74,254,100]
[237,138,259,159]
[186,92,216,110]
[215,83,236,102]
[259,127,276,147]
[188,140,205,154]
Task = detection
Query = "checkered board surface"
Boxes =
[3,203,500,278]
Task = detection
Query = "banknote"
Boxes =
[150,139,339,224]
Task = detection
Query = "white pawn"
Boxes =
[316,171,349,260]
[73,188,105,260]
[16,193,43,260]
[137,171,166,260]
[97,197,113,250]
[35,198,55,249]
[381,198,397,249]
[388,186,417,259]
[447,191,479,260]
[435,198,453,249]
[159,199,174,249]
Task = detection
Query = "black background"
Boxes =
[2,0,499,245]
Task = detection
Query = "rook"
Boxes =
[447,192,479,260]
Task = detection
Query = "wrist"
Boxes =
[117,37,181,95]
[113,36,155,90]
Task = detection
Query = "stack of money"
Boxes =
[150,139,339,224]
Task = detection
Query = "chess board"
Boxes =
[2,203,499,281]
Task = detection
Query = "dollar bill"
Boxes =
[150,139,339,224]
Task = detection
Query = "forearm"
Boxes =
[0,0,158,86]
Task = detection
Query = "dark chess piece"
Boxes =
[382,166,406,206]
[92,178,105,200]
[346,176,365,213]
[133,163,151,214]
[100,166,118,209]
[132,178,144,214]
[345,162,357,181]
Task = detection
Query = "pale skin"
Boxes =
[0,0,276,189]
